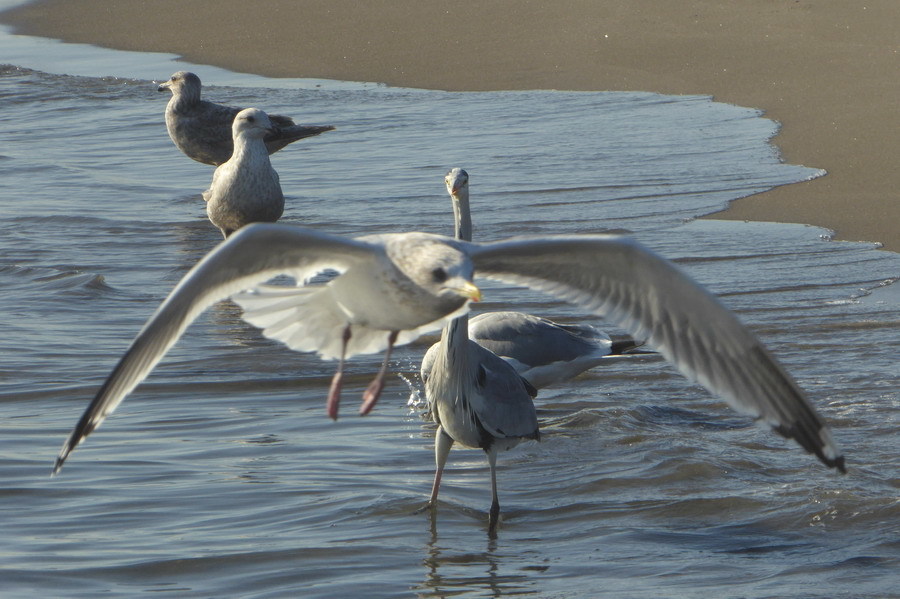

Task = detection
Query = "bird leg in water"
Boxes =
[414,427,453,515]
[487,450,500,535]
[326,325,352,420]
[359,330,399,415]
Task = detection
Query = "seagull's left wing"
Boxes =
[53,224,379,475]
[465,235,845,472]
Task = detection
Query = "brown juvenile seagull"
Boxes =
[158,71,334,166]
[203,108,284,238]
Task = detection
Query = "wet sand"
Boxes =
[2,0,898,251]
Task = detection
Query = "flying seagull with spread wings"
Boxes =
[52,223,845,479]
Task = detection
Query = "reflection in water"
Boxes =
[419,514,531,598]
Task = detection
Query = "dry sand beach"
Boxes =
[2,0,898,251]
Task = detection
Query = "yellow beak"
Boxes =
[457,281,482,302]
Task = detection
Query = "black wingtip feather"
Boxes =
[774,422,846,474]
[834,455,847,474]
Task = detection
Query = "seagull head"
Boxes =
[232,108,275,139]
[386,234,482,323]
[157,71,202,101]
[413,239,481,304]
[439,273,482,304]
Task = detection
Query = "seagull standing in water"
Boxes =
[420,168,641,390]
[158,71,334,166]
[52,223,845,487]
[419,168,540,533]
[203,108,284,238]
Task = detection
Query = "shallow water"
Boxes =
[0,29,898,599]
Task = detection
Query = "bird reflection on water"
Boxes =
[419,516,522,598]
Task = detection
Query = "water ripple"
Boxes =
[0,64,897,598]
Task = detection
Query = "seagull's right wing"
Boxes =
[53,224,378,475]
[466,234,845,472]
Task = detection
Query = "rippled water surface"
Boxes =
[0,43,898,599]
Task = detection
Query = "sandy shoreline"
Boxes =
[2,0,898,252]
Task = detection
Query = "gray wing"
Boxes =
[173,103,333,164]
[265,123,335,153]
[268,114,297,128]
[468,342,540,441]
[245,112,335,153]
[54,224,379,475]
[193,99,242,129]
[468,311,619,388]
[171,100,243,165]
[468,311,611,365]
[465,234,845,472]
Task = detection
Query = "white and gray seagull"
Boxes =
[52,223,846,482]
[421,168,642,390]
[158,71,335,166]
[203,107,285,238]
[419,168,540,533]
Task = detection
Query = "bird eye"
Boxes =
[431,267,448,283]
[246,115,255,123]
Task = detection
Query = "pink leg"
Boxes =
[414,426,453,515]
[429,427,453,504]
[326,325,352,420]
[359,330,399,415]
